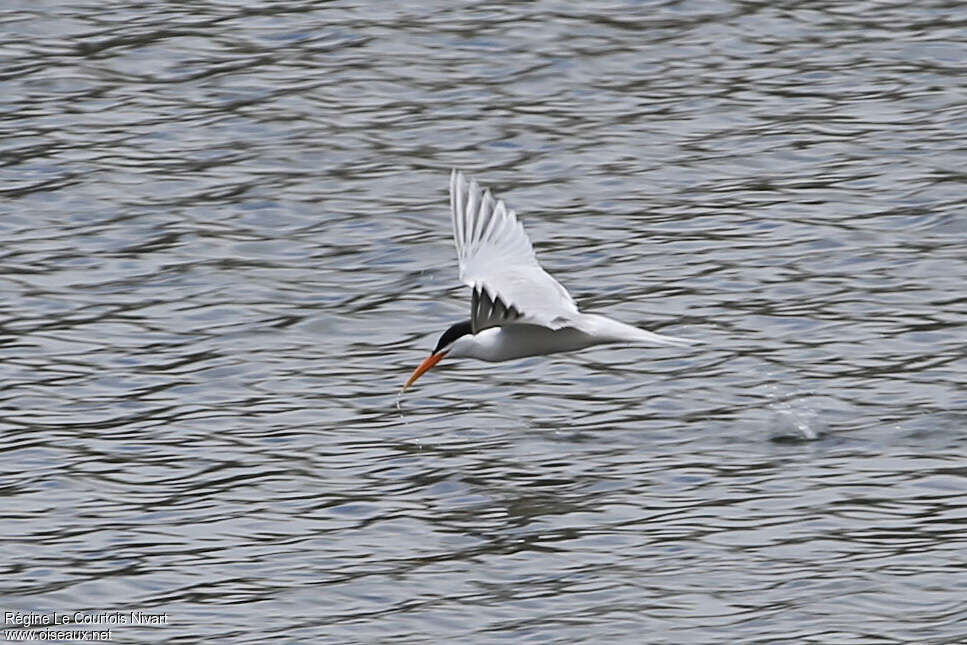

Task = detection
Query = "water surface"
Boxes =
[1,1,965,643]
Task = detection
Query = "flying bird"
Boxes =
[403,170,695,391]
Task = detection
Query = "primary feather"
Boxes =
[450,170,579,333]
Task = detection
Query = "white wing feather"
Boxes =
[450,170,579,332]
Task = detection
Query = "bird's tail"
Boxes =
[578,313,698,347]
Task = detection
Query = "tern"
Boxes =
[403,170,696,391]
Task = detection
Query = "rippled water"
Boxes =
[2,1,966,643]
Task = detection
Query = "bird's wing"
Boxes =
[450,169,580,333]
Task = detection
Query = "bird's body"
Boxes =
[450,324,597,363]
[403,170,695,390]
[449,314,689,362]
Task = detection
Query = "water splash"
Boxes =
[764,379,824,442]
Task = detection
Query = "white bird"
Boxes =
[403,170,696,391]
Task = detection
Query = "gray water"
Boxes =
[2,1,966,643]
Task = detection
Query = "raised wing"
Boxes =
[450,169,580,333]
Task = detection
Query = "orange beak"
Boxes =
[402,352,446,392]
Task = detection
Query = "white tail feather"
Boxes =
[576,313,698,347]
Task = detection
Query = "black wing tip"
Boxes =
[470,284,523,334]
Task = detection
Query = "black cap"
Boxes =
[433,320,473,354]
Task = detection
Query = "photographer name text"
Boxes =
[4,611,168,628]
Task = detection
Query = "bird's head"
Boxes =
[402,320,474,391]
